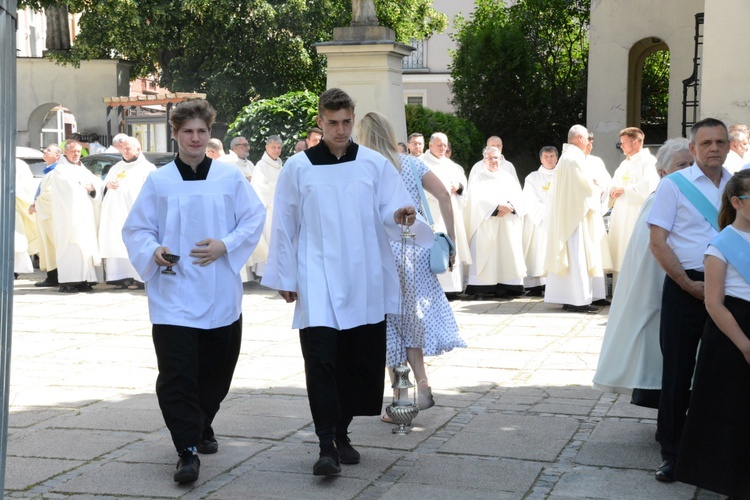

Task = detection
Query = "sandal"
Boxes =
[380,410,395,424]
[127,281,144,290]
[113,279,133,290]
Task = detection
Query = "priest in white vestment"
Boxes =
[464,146,526,299]
[594,138,693,408]
[724,126,748,173]
[262,88,427,477]
[245,135,284,279]
[46,140,103,292]
[14,159,38,275]
[227,136,254,181]
[420,132,471,296]
[522,146,558,293]
[32,144,63,287]
[123,100,265,484]
[544,125,610,312]
[98,137,156,287]
[468,135,521,186]
[607,127,659,275]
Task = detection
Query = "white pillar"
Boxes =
[316,26,413,142]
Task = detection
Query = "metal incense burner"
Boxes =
[385,223,420,435]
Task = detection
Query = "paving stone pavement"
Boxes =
[4,271,723,499]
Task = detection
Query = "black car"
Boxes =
[81,152,177,178]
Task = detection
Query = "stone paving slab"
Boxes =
[3,272,716,499]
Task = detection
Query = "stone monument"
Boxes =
[315,0,413,142]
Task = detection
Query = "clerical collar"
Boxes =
[175,154,212,181]
[305,138,358,165]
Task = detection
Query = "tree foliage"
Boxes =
[18,0,447,123]
[405,104,484,172]
[450,0,589,173]
[226,90,319,161]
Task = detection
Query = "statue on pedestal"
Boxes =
[352,0,379,27]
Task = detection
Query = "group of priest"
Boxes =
[401,125,669,312]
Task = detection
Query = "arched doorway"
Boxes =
[627,38,670,146]
[27,103,77,149]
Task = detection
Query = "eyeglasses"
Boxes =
[738,195,750,200]
[236,143,250,147]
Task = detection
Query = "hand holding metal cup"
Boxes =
[161,253,180,275]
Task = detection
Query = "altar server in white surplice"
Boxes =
[464,146,526,299]
[593,138,693,408]
[420,132,471,297]
[99,137,155,288]
[544,125,610,313]
[123,100,265,484]
[47,140,103,292]
[245,134,284,279]
[262,88,427,477]
[607,127,659,275]
[522,146,558,295]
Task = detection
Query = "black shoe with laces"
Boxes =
[313,445,341,476]
[174,450,200,483]
[197,435,218,454]
[335,435,360,465]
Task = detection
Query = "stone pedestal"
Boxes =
[315,26,413,142]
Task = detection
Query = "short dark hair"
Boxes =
[307,126,323,137]
[689,117,728,144]
[539,146,559,159]
[408,132,423,142]
[619,127,644,141]
[89,133,100,142]
[170,99,216,132]
[318,88,355,116]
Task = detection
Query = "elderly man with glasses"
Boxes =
[228,136,254,181]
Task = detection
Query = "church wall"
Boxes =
[16,58,132,148]
[699,1,750,127]
[587,0,704,173]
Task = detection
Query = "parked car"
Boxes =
[16,146,46,178]
[80,152,177,178]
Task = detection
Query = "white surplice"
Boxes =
[607,148,659,272]
[465,164,526,286]
[544,144,609,306]
[246,152,283,276]
[261,145,431,330]
[122,161,265,329]
[34,165,57,271]
[522,166,555,287]
[593,193,662,393]
[47,156,103,284]
[723,149,745,174]
[98,154,156,282]
[420,151,471,293]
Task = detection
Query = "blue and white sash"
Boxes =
[666,172,720,231]
[711,228,750,285]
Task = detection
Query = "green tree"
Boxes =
[19,0,447,123]
[450,0,589,175]
[227,90,319,161]
[405,105,484,172]
[640,49,670,144]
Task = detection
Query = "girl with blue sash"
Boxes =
[675,169,750,498]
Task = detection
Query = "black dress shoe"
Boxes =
[313,446,341,476]
[34,279,58,287]
[197,436,218,454]
[58,285,79,293]
[655,459,675,482]
[563,304,601,313]
[174,452,200,483]
[335,435,360,465]
[592,298,611,306]
[445,292,461,301]
[525,286,545,297]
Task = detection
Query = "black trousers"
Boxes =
[656,271,706,461]
[152,317,242,452]
[299,321,386,439]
